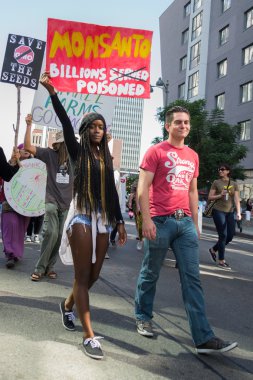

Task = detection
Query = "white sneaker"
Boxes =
[104,252,110,259]
[136,241,143,250]
[25,236,32,242]
[33,235,40,243]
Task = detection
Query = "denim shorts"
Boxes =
[67,213,111,233]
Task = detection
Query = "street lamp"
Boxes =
[150,77,169,107]
[150,77,169,141]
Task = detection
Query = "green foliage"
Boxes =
[155,100,248,189]
[126,174,138,195]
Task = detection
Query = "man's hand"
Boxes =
[117,224,127,246]
[25,114,32,127]
[142,219,156,240]
[10,147,21,165]
[40,71,56,95]
[195,224,201,239]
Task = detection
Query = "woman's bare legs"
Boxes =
[65,223,109,339]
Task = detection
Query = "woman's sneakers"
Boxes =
[209,248,216,262]
[218,262,231,270]
[59,300,76,331]
[83,336,104,359]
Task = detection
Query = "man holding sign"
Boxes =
[24,115,73,281]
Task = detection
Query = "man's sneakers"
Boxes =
[110,240,116,247]
[33,235,40,243]
[196,337,238,354]
[6,258,15,269]
[136,320,154,337]
[25,236,32,243]
[83,336,104,359]
[136,241,143,251]
[59,300,76,331]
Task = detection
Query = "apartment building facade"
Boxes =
[159,0,253,195]
[111,97,144,174]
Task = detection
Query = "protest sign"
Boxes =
[4,158,46,217]
[31,84,117,132]
[46,18,153,98]
[0,34,46,89]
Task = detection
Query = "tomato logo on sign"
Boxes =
[14,45,34,65]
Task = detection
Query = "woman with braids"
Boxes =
[39,72,127,360]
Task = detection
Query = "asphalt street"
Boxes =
[0,218,252,380]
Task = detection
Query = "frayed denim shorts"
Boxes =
[67,213,111,233]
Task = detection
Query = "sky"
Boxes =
[0,0,172,161]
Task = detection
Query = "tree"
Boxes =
[154,99,248,189]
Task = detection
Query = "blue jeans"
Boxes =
[212,209,235,261]
[135,215,214,346]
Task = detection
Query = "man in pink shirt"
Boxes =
[135,106,238,354]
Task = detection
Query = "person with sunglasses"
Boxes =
[208,163,241,269]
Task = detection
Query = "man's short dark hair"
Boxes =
[165,106,190,124]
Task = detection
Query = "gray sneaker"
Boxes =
[59,300,76,331]
[196,337,238,354]
[136,320,154,337]
[83,336,104,359]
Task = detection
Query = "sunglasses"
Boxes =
[218,168,227,171]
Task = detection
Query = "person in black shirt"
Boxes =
[0,147,19,182]
[39,71,127,360]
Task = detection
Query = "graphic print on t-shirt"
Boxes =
[164,151,195,191]
[56,162,70,184]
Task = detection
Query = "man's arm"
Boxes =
[0,147,19,181]
[189,178,200,237]
[24,114,37,156]
[138,168,156,240]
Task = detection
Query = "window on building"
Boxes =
[221,0,231,13]
[241,81,253,103]
[32,135,42,146]
[180,55,187,71]
[243,44,253,65]
[216,93,225,110]
[178,83,185,99]
[188,71,199,98]
[219,25,229,45]
[245,7,253,29]
[193,0,202,12]
[239,120,251,141]
[184,1,191,17]
[192,11,203,40]
[190,41,201,69]
[217,59,227,78]
[182,28,189,44]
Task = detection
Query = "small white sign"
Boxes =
[31,85,117,132]
[4,158,47,216]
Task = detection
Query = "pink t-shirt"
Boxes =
[140,141,199,217]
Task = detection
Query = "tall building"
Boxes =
[111,97,144,174]
[159,0,253,195]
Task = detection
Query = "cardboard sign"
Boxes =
[4,158,46,216]
[0,34,46,89]
[46,18,153,98]
[32,84,117,132]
